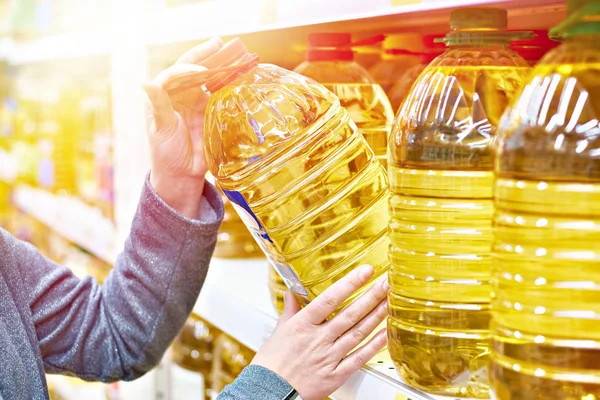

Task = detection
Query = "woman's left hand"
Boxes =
[143,37,223,218]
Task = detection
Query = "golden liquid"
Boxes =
[323,83,394,169]
[214,193,263,259]
[491,46,600,399]
[268,267,286,314]
[369,56,421,94]
[212,334,255,394]
[205,65,389,309]
[172,315,219,400]
[389,62,530,397]
[388,63,426,112]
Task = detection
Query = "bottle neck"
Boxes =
[205,53,259,93]
[446,42,510,50]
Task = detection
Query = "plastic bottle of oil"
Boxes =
[387,8,531,398]
[178,38,389,309]
[491,1,600,398]
[294,33,395,169]
[369,33,422,94]
[387,34,446,111]
[212,333,255,394]
[171,314,220,400]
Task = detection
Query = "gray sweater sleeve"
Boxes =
[14,176,224,382]
[217,365,295,400]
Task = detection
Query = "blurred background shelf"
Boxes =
[194,258,469,400]
[12,185,117,264]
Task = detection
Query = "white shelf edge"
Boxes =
[12,184,117,264]
[194,258,472,400]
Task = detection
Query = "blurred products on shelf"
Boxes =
[199,38,389,314]
[388,7,531,398]
[211,333,255,395]
[387,34,446,111]
[0,63,114,219]
[7,0,110,38]
[369,33,422,94]
[491,0,600,398]
[171,314,220,400]
[294,32,394,169]
[268,266,286,314]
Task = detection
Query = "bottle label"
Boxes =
[222,189,309,298]
[170,364,205,400]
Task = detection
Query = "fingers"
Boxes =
[332,298,387,357]
[154,63,209,93]
[302,265,374,325]
[336,328,387,377]
[327,276,389,338]
[176,37,223,65]
[278,291,301,325]
[142,82,178,135]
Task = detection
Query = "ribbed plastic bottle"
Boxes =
[369,33,422,94]
[510,30,560,66]
[294,33,394,169]
[212,333,254,394]
[387,34,446,111]
[491,1,600,398]
[178,38,390,309]
[171,314,219,400]
[387,8,531,398]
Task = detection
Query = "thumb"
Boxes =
[142,82,178,135]
[278,291,301,324]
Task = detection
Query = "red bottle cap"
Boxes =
[306,32,354,61]
[200,38,259,92]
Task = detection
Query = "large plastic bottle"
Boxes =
[387,34,446,111]
[294,33,394,169]
[171,314,219,400]
[387,8,531,398]
[369,33,422,94]
[268,267,287,314]
[212,333,255,394]
[491,1,600,398]
[177,38,390,309]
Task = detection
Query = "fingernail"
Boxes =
[358,264,374,280]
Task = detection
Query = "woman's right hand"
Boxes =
[252,265,389,400]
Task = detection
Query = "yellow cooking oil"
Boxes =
[294,33,394,169]
[491,1,600,398]
[387,8,531,398]
[215,190,263,259]
[202,39,389,311]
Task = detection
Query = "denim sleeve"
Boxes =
[16,175,223,382]
[216,365,296,400]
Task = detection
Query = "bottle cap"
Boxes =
[308,32,352,48]
[305,33,385,61]
[420,34,446,63]
[383,33,423,53]
[450,7,507,31]
[550,0,600,39]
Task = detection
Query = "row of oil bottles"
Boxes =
[194,1,600,399]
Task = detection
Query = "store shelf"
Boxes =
[194,258,469,400]
[147,0,565,45]
[6,29,111,65]
[12,185,117,264]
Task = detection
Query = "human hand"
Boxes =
[252,265,389,400]
[142,37,223,218]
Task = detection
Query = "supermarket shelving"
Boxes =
[12,185,117,264]
[194,258,466,400]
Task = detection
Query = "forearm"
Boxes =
[22,175,223,381]
[216,365,296,400]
